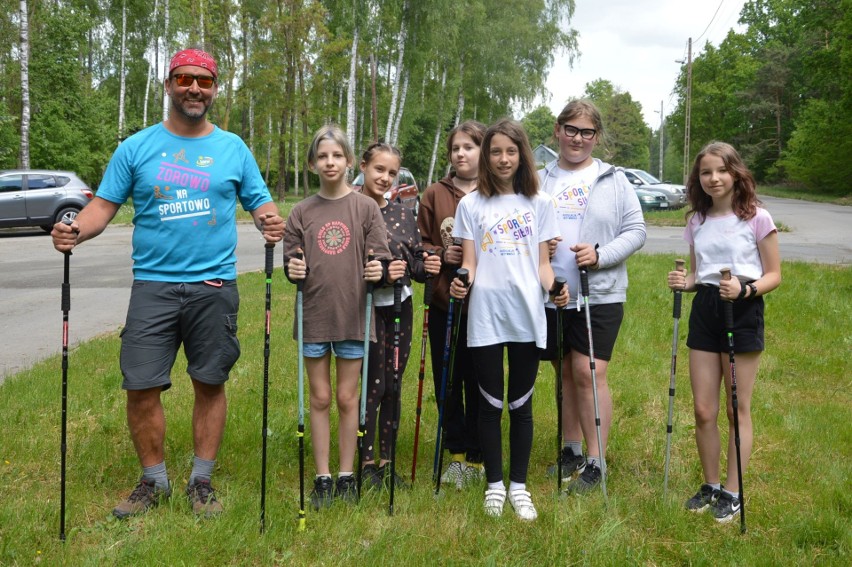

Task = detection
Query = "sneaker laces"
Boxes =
[190,480,217,504]
[128,479,157,503]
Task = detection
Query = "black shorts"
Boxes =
[119,280,241,390]
[687,285,764,353]
[541,303,624,362]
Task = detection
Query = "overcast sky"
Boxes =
[537,0,747,127]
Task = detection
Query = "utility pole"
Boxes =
[682,37,693,185]
[656,100,664,180]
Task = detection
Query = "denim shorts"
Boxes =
[303,339,365,359]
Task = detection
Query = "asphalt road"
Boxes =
[1,196,849,381]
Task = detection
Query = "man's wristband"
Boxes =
[736,283,748,301]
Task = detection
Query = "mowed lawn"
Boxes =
[0,255,849,566]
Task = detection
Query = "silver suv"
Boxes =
[623,168,687,209]
[0,169,94,232]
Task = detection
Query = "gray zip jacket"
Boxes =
[538,159,646,304]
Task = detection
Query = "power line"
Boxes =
[694,0,725,43]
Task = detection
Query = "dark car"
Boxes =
[352,166,420,216]
[0,169,94,232]
[635,187,670,212]
[624,168,687,209]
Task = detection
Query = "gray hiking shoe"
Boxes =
[112,477,171,519]
[186,479,224,517]
[461,463,485,487]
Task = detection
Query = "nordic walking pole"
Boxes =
[388,274,404,515]
[411,251,435,483]
[663,259,686,498]
[720,268,746,534]
[580,268,608,501]
[434,267,469,496]
[59,219,74,542]
[357,252,376,501]
[550,277,567,492]
[260,242,274,533]
[294,250,307,531]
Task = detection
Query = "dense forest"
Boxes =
[0,0,848,196]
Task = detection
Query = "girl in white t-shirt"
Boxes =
[667,141,781,524]
[450,118,569,521]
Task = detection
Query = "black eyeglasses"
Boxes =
[171,73,216,89]
[561,124,597,140]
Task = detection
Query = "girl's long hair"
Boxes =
[478,118,538,198]
[686,141,758,221]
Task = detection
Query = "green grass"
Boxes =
[758,185,852,206]
[1,257,850,565]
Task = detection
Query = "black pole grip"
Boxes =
[580,269,590,298]
[720,268,735,329]
[423,251,435,306]
[550,276,566,298]
[394,279,403,313]
[457,268,469,287]
[295,250,304,291]
[264,243,274,274]
[673,289,683,319]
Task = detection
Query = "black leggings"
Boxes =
[471,342,540,484]
[429,307,482,463]
[363,297,414,462]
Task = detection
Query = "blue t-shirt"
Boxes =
[98,124,272,281]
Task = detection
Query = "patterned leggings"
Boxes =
[363,297,414,462]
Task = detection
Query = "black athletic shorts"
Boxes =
[119,280,241,390]
[687,285,764,353]
[541,303,624,362]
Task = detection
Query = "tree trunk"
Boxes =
[454,59,465,127]
[346,26,359,155]
[391,71,409,145]
[265,114,272,183]
[300,64,310,197]
[427,68,447,186]
[19,0,30,168]
[371,53,378,142]
[118,0,127,140]
[162,0,170,121]
[384,2,408,142]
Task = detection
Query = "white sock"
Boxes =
[487,481,505,491]
[708,482,721,491]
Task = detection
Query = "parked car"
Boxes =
[352,166,420,216]
[0,169,94,232]
[623,168,687,209]
[634,187,670,212]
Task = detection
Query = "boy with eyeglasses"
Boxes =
[51,47,285,519]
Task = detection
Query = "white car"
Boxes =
[624,168,687,209]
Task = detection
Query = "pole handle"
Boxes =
[294,250,304,292]
[719,267,734,329]
[673,259,685,319]
[264,242,275,274]
[457,268,469,288]
[580,268,590,298]
[550,276,566,300]
[423,250,435,306]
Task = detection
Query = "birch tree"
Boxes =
[18,0,30,168]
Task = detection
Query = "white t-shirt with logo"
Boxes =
[539,160,600,301]
[453,191,559,348]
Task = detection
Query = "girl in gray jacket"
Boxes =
[538,99,646,494]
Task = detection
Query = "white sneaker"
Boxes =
[508,489,537,521]
[440,461,465,490]
[484,487,506,517]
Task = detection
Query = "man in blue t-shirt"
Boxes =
[52,48,284,519]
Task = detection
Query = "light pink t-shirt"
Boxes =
[684,207,776,285]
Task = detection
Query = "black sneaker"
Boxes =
[685,484,721,513]
[565,462,602,494]
[711,490,742,523]
[185,479,224,517]
[546,448,586,481]
[379,464,410,491]
[310,476,334,510]
[335,474,358,503]
[112,477,171,519]
[361,464,383,491]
